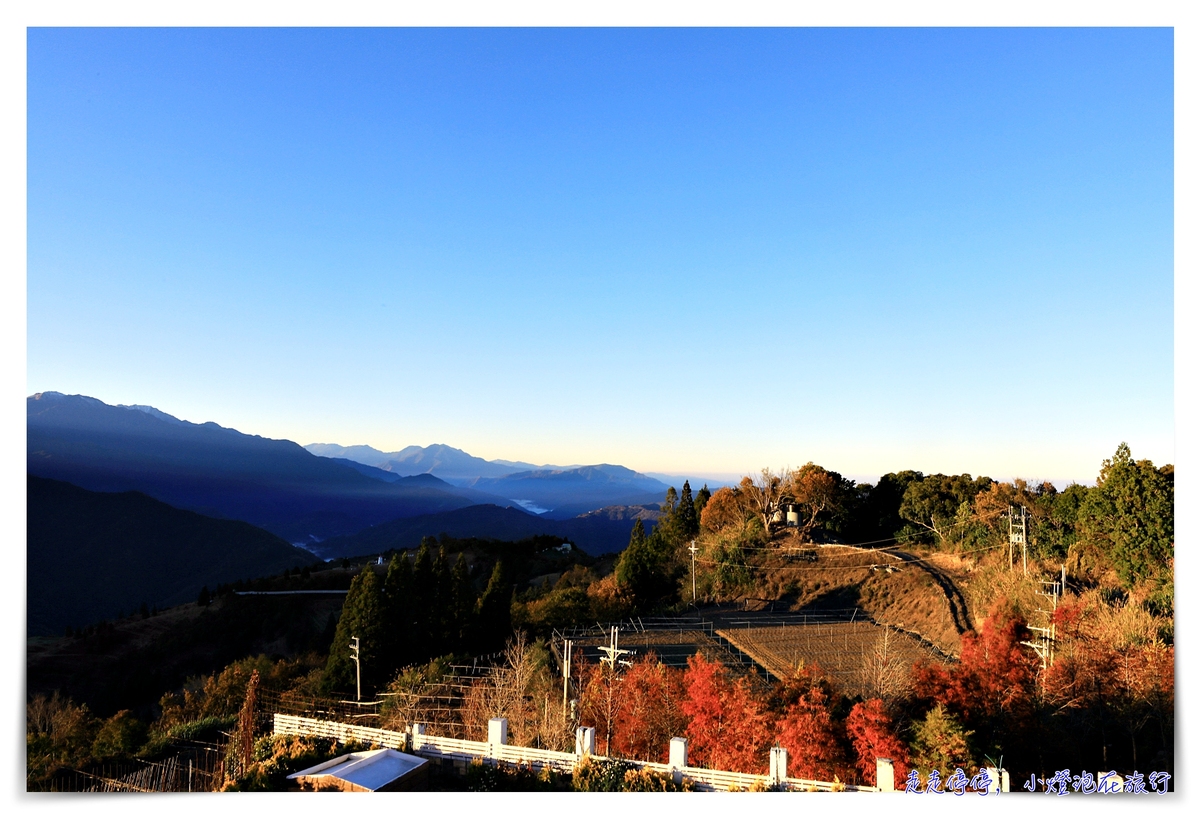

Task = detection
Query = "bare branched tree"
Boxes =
[856,628,911,702]
[740,468,789,540]
[460,632,554,747]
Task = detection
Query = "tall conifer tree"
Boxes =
[323,567,386,694]
[410,541,434,659]
[449,554,474,651]
[694,484,712,523]
[474,559,512,653]
[677,480,699,540]
[383,553,414,673]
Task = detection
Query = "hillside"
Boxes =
[27,475,314,636]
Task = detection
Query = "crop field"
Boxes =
[568,628,760,675]
[717,621,945,699]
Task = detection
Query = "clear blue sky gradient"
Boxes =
[27,27,1174,484]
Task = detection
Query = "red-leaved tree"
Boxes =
[681,653,771,773]
[771,663,845,781]
[845,698,910,788]
[611,652,686,763]
[913,601,1038,749]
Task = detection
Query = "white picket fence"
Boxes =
[272,713,879,792]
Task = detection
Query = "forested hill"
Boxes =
[27,475,313,636]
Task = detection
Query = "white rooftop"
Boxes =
[287,748,427,791]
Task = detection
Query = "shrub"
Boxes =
[465,758,566,792]
[222,733,372,791]
[91,710,147,760]
[573,756,636,791]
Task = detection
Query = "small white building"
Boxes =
[287,748,429,792]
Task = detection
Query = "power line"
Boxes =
[693,542,1007,573]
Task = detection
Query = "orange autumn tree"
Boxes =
[578,659,621,756]
[845,698,910,788]
[771,663,845,781]
[912,602,1039,763]
[914,603,1038,720]
[681,653,771,773]
[611,652,686,763]
[1042,596,1175,771]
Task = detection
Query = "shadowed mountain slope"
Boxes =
[27,475,313,636]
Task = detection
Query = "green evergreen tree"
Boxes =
[323,567,386,695]
[474,559,513,654]
[1078,443,1174,589]
[616,519,673,609]
[677,480,700,540]
[694,484,711,523]
[382,553,414,673]
[410,541,434,659]
[656,487,680,544]
[432,546,454,644]
[449,554,475,651]
[661,486,678,517]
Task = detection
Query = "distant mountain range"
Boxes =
[28,392,484,542]
[27,475,312,636]
[28,392,675,550]
[464,465,668,518]
[310,502,662,560]
[305,442,555,482]
[305,442,669,515]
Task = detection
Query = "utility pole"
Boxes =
[598,626,632,670]
[562,638,573,712]
[349,636,362,703]
[1008,505,1028,574]
[1022,577,1059,674]
[688,540,699,604]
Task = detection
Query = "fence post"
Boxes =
[575,726,595,757]
[876,758,895,792]
[770,746,788,787]
[984,767,1010,793]
[411,723,426,752]
[487,718,508,762]
[669,737,688,786]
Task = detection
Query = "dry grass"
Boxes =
[718,622,943,699]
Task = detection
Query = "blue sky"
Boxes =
[26,27,1174,483]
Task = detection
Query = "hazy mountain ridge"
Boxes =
[305,441,547,481]
[305,443,670,516]
[310,502,660,559]
[28,392,674,550]
[466,464,669,517]
[27,392,481,542]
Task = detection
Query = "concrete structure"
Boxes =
[487,717,508,758]
[575,726,596,756]
[983,766,1011,793]
[876,758,895,792]
[669,737,688,785]
[287,748,428,792]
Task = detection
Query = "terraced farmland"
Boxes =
[717,620,945,699]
